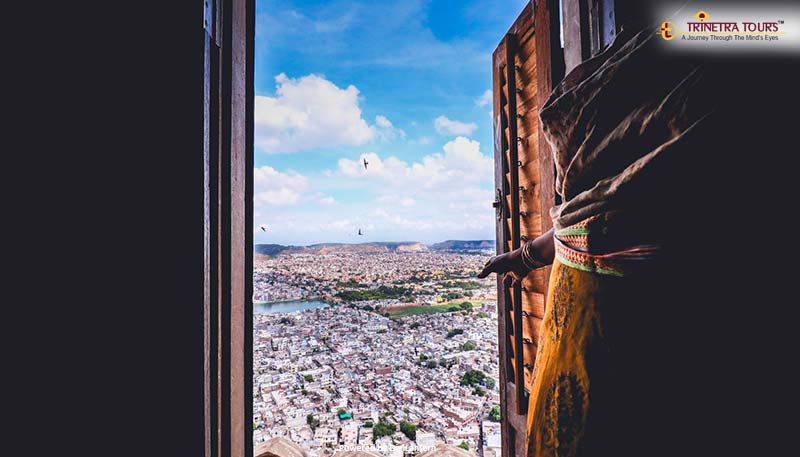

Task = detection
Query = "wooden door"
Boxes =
[204,1,254,456]
[492,1,563,455]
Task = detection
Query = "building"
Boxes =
[341,424,359,446]
[254,437,310,457]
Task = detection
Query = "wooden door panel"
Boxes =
[493,1,564,455]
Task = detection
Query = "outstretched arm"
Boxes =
[477,228,554,287]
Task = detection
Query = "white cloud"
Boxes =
[311,136,494,241]
[253,166,338,210]
[255,165,309,190]
[434,115,478,136]
[374,115,392,129]
[311,192,337,205]
[255,188,302,206]
[334,136,491,190]
[255,73,374,153]
[475,90,492,108]
[371,115,406,142]
[375,195,416,207]
[254,166,309,206]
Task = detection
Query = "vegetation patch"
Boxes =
[372,419,397,442]
[386,304,461,317]
[488,405,501,422]
[460,369,496,389]
[400,421,417,440]
[336,285,413,302]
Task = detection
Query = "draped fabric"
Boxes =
[524,24,722,457]
[520,6,799,455]
[539,26,715,231]
[524,256,680,457]
[524,258,595,457]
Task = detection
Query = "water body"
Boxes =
[254,299,330,315]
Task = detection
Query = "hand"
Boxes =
[477,247,532,288]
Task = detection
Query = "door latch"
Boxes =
[493,188,504,221]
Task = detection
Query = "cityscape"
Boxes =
[253,244,501,456]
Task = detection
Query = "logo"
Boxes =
[659,8,786,43]
[658,21,676,40]
[653,3,797,54]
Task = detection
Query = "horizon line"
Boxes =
[254,239,496,247]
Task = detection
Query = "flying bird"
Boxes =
[259,225,267,232]
[363,158,369,170]
[358,229,363,236]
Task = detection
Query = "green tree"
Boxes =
[410,322,421,329]
[458,441,469,450]
[337,408,347,416]
[446,328,464,338]
[488,405,501,422]
[307,414,319,429]
[459,301,473,311]
[485,377,496,390]
[304,374,314,382]
[473,386,485,396]
[425,360,438,369]
[372,420,397,442]
[461,341,477,351]
[336,285,413,302]
[364,420,374,428]
[460,369,487,387]
[400,421,417,440]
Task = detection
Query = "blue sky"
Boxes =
[254,0,529,245]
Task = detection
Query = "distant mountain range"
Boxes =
[254,240,494,256]
[429,240,494,252]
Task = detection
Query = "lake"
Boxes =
[254,299,330,315]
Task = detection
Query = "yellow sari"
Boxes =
[525,249,680,457]
[525,258,596,456]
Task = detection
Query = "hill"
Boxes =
[253,244,292,256]
[429,240,494,252]
[306,242,428,254]
[254,241,428,255]
[254,240,494,256]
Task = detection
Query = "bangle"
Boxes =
[521,241,546,271]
